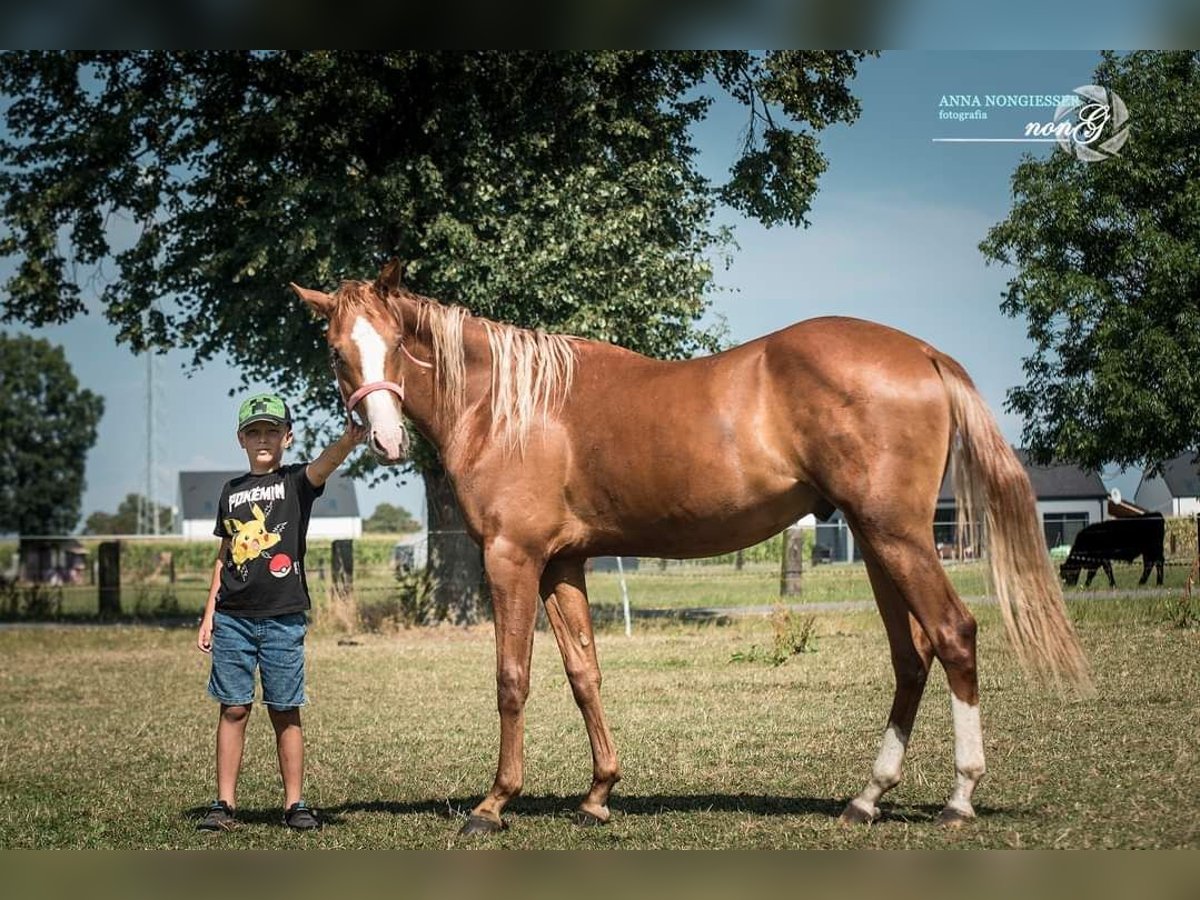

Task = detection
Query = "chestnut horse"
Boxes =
[293,261,1089,834]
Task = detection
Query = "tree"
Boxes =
[0,333,104,534]
[0,51,872,616]
[83,493,175,535]
[363,502,420,534]
[980,51,1200,472]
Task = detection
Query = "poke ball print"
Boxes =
[269,554,294,578]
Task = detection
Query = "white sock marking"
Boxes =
[948,694,985,814]
[852,722,910,815]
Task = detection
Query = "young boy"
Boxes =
[196,393,365,832]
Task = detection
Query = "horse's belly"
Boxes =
[575,479,822,560]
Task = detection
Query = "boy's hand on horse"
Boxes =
[341,420,368,446]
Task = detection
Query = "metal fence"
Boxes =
[3,515,1197,619]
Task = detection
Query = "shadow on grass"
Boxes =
[281,794,1011,826]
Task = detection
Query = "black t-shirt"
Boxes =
[212,463,325,618]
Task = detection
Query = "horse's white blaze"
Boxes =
[947,694,985,815]
[350,316,406,454]
[849,722,910,817]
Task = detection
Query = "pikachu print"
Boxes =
[224,503,287,566]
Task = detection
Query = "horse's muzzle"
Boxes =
[369,428,410,466]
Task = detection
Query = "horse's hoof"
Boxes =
[837,801,877,826]
[936,805,974,828]
[459,814,506,835]
[574,809,609,827]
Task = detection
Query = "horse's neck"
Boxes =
[400,302,494,451]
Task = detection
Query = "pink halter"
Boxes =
[341,343,432,423]
[346,380,405,413]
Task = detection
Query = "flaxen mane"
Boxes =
[339,281,577,452]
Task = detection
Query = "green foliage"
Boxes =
[83,493,175,535]
[0,51,871,622]
[387,565,443,629]
[771,604,817,658]
[0,50,871,469]
[0,580,62,617]
[362,502,420,534]
[1161,590,1200,629]
[130,585,182,617]
[709,529,815,566]
[980,51,1200,471]
[0,333,104,534]
[1163,515,1198,560]
[731,603,817,665]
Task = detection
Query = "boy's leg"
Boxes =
[268,706,303,808]
[207,611,258,812]
[260,613,308,809]
[217,704,252,807]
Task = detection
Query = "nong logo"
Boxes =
[1026,85,1130,162]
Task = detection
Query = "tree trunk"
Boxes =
[424,466,488,624]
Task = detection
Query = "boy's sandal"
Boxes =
[197,800,237,832]
[284,800,322,831]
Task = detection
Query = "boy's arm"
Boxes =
[197,538,230,653]
[306,422,368,488]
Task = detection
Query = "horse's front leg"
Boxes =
[461,539,542,835]
[540,558,621,825]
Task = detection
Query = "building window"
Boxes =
[933,506,984,559]
[1043,512,1089,549]
[934,507,957,549]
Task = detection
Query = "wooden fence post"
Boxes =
[98,541,121,616]
[780,525,804,597]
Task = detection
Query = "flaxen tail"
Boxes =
[931,351,1092,692]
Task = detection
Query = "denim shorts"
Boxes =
[207,611,308,710]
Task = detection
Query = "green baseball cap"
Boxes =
[237,393,292,430]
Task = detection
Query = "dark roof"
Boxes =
[178,470,360,521]
[1151,452,1200,498]
[938,450,1107,502]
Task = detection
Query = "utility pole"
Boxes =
[146,349,155,534]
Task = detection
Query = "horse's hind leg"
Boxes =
[540,558,621,824]
[840,551,934,825]
[849,523,986,826]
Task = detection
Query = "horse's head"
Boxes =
[290,260,412,465]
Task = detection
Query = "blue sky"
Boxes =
[11,50,1143,530]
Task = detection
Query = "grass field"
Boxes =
[1,594,1196,848]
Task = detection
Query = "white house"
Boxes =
[177,471,362,540]
[1000,450,1109,548]
[1134,452,1200,516]
[814,450,1110,562]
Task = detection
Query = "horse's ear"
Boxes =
[375,257,405,295]
[290,283,335,318]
